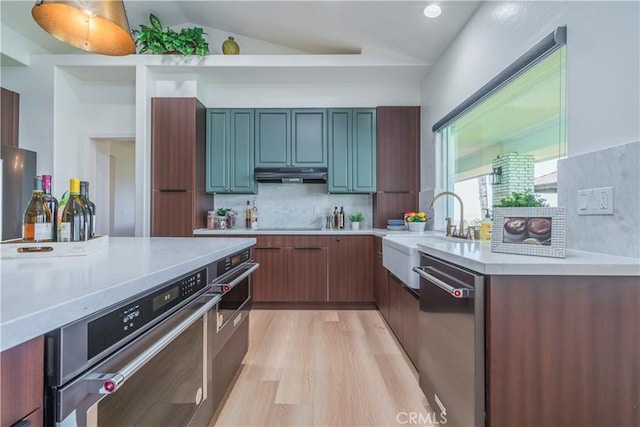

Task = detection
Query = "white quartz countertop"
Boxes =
[194,227,389,237]
[0,237,256,352]
[383,232,639,276]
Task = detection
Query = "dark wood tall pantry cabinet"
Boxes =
[151,98,212,236]
[1,87,20,147]
[373,106,420,228]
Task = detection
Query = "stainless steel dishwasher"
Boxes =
[413,254,485,427]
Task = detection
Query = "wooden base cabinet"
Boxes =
[328,236,374,302]
[486,275,640,427]
[0,336,44,427]
[374,237,390,322]
[388,274,419,367]
[252,236,328,302]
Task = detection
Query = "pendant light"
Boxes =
[32,0,136,56]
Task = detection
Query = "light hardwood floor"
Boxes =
[211,309,435,427]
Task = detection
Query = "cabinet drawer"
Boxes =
[255,235,287,248]
[287,235,328,248]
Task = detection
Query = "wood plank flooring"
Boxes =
[211,309,435,427]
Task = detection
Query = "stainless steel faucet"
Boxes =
[429,191,469,239]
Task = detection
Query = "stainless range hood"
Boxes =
[254,167,328,183]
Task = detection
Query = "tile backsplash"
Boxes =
[558,141,640,258]
[212,183,373,229]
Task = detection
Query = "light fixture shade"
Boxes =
[32,0,135,56]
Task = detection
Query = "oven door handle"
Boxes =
[413,266,474,298]
[83,293,219,395]
[212,262,259,290]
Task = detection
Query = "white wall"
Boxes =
[108,140,136,237]
[420,1,640,194]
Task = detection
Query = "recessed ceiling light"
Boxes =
[423,4,442,19]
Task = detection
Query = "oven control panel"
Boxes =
[217,248,251,276]
[87,268,207,360]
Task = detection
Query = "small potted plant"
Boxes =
[406,211,427,232]
[348,212,365,230]
[134,13,209,56]
[493,188,548,208]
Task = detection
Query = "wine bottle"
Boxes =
[42,174,58,242]
[60,178,87,242]
[333,206,339,229]
[80,181,96,239]
[251,199,258,230]
[85,181,97,238]
[245,200,251,228]
[22,176,53,242]
[339,207,345,229]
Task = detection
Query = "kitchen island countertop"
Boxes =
[0,237,255,352]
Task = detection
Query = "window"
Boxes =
[436,45,566,229]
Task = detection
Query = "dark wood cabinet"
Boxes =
[328,236,374,302]
[150,98,212,236]
[0,336,43,427]
[252,236,328,302]
[1,87,20,147]
[486,275,640,427]
[373,237,390,322]
[387,274,419,368]
[373,106,420,228]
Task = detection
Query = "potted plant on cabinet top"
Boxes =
[348,212,365,230]
[134,13,209,56]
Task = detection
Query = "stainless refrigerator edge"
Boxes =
[0,145,37,241]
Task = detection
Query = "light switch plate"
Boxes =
[577,187,613,215]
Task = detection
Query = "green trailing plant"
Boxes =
[348,212,365,222]
[134,13,209,56]
[493,189,549,208]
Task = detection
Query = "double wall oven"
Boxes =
[44,247,257,427]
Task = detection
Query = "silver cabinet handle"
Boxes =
[412,266,474,298]
[83,293,219,394]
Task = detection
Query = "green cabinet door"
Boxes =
[352,108,376,192]
[206,109,255,194]
[255,109,290,167]
[328,108,376,193]
[328,109,351,193]
[292,109,327,167]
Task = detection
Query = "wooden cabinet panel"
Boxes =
[0,336,43,427]
[151,98,197,190]
[151,98,212,236]
[374,237,390,322]
[373,192,418,229]
[376,106,420,192]
[328,236,374,302]
[373,106,420,228]
[252,247,288,302]
[487,275,640,427]
[387,274,419,367]
[151,190,195,237]
[387,274,404,341]
[287,247,328,301]
[1,87,19,147]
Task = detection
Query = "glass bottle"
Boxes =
[80,181,96,239]
[22,176,53,242]
[60,178,87,242]
[339,207,345,229]
[251,199,259,229]
[42,174,58,242]
[333,206,339,229]
[245,200,251,228]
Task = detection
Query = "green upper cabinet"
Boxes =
[206,109,255,194]
[328,108,376,193]
[255,108,327,168]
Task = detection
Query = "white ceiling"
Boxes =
[1,0,481,63]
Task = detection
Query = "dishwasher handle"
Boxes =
[413,266,475,298]
[211,262,259,293]
[83,292,219,395]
